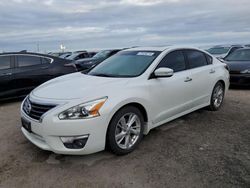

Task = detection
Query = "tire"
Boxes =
[208,82,225,111]
[106,106,144,155]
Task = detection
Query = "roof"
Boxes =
[236,47,250,50]
[0,51,56,59]
[212,44,243,48]
[124,45,203,52]
[124,46,170,52]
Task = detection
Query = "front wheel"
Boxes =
[106,106,144,155]
[209,82,225,111]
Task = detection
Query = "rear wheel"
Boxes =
[107,106,144,155]
[209,82,225,111]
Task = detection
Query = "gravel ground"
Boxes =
[0,89,249,188]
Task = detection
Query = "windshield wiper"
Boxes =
[91,73,114,77]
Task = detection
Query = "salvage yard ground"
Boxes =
[0,89,249,188]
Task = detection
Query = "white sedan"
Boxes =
[20,46,229,155]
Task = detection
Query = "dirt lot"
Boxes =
[0,89,249,188]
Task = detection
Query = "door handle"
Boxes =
[41,66,49,69]
[184,77,192,82]
[0,72,12,76]
[210,69,216,74]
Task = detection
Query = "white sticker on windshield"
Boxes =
[137,52,155,56]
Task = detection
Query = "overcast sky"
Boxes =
[0,0,250,52]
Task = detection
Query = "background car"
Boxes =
[206,45,243,58]
[66,51,90,61]
[87,51,98,58]
[74,49,121,71]
[223,48,250,86]
[0,52,77,101]
[59,52,72,59]
[48,52,71,57]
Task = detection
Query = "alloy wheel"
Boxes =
[213,84,224,108]
[115,113,141,150]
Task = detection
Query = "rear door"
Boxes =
[12,55,51,95]
[184,49,215,107]
[0,55,15,99]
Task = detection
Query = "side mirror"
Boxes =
[153,68,174,78]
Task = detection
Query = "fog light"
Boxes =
[60,135,89,149]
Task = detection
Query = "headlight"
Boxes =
[58,97,107,120]
[241,69,250,74]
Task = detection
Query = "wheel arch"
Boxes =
[107,101,149,127]
[105,101,150,149]
[116,102,148,123]
[217,79,225,89]
[210,79,226,99]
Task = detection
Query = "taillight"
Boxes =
[224,64,229,71]
[217,58,225,63]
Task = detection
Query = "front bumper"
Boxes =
[20,99,110,155]
[230,74,250,86]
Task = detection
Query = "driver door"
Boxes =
[148,50,194,127]
[0,55,15,99]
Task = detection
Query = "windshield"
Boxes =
[60,53,71,59]
[225,49,250,61]
[88,51,161,77]
[207,47,230,55]
[92,50,111,59]
[66,53,81,60]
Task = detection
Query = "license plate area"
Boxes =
[21,118,32,133]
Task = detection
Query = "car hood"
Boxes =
[213,53,227,58]
[224,61,250,71]
[32,73,130,100]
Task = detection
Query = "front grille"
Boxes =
[23,97,56,121]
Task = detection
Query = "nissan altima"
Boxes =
[20,46,229,155]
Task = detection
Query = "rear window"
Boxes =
[186,50,208,69]
[0,56,11,70]
[17,55,42,67]
[41,57,52,64]
[205,54,213,64]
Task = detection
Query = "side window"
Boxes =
[17,55,42,67]
[205,54,213,64]
[41,57,51,64]
[78,54,83,59]
[157,50,186,72]
[80,53,88,58]
[84,53,89,58]
[0,56,11,70]
[74,55,80,60]
[186,50,208,69]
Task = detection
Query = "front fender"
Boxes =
[105,97,152,135]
